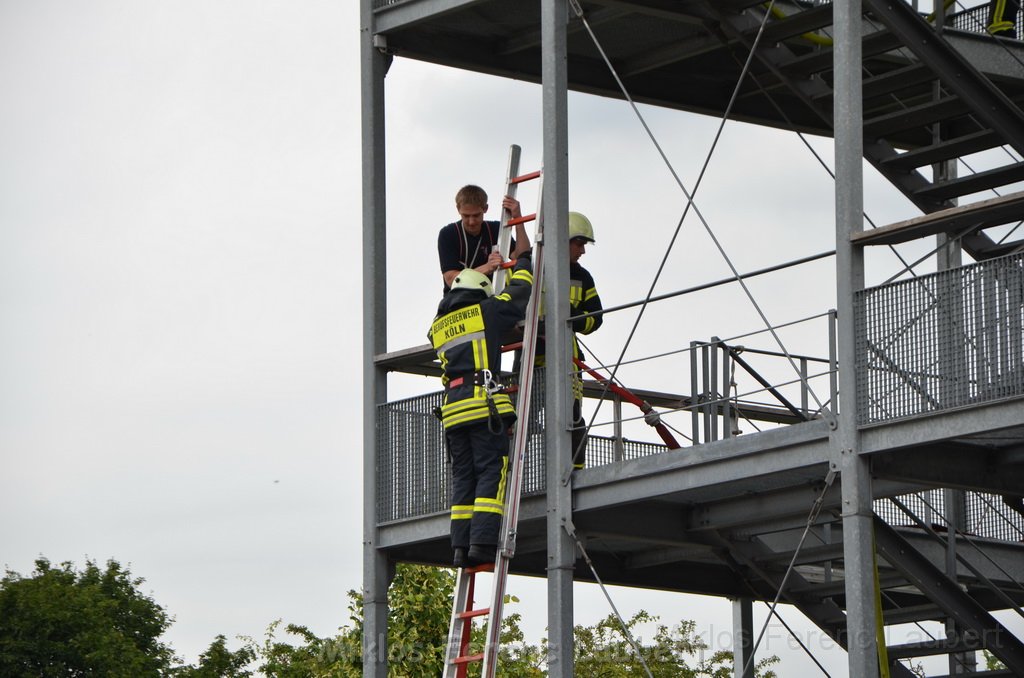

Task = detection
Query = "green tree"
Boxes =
[250,564,778,677]
[248,564,542,676]
[249,620,359,678]
[173,634,256,677]
[984,649,1007,670]
[0,557,176,677]
[573,610,777,678]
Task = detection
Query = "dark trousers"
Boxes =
[571,397,587,469]
[448,423,510,549]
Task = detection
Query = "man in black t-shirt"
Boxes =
[438,184,530,291]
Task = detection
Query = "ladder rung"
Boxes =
[506,213,536,227]
[466,562,494,573]
[510,170,541,184]
[458,607,491,620]
[452,653,484,665]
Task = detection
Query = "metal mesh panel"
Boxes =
[965,492,1024,542]
[875,490,947,529]
[874,491,1024,543]
[376,391,449,523]
[949,5,1022,37]
[376,368,672,522]
[855,253,1024,425]
[586,435,668,466]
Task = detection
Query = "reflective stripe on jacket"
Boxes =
[428,264,534,430]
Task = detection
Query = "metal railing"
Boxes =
[688,324,837,444]
[855,252,1024,425]
[375,370,668,524]
[949,4,1022,37]
[372,0,409,9]
[377,381,1024,545]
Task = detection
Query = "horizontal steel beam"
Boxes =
[373,0,487,33]
[574,421,833,510]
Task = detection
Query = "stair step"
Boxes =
[781,28,901,77]
[914,163,1024,202]
[882,129,1003,171]
[754,3,835,44]
[962,231,1024,260]
[864,95,969,138]
[928,670,1015,678]
[753,542,843,566]
[811,63,937,111]
[881,602,946,625]
[887,637,986,660]
[851,190,1024,246]
[862,63,936,102]
[789,573,910,598]
[719,0,773,11]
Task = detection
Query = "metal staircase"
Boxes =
[710,0,1024,261]
[707,503,1024,675]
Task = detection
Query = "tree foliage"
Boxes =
[253,564,778,677]
[0,557,176,677]
[172,634,255,677]
[573,610,778,678]
[0,557,781,677]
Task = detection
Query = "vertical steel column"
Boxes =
[800,358,809,419]
[944,487,976,674]
[722,344,733,439]
[709,339,719,442]
[690,342,701,443]
[930,25,973,662]
[829,310,838,413]
[360,3,392,677]
[732,597,754,678]
[613,396,625,461]
[702,344,713,441]
[541,1,574,676]
[833,1,879,676]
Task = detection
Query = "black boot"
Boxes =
[453,547,468,568]
[468,543,496,564]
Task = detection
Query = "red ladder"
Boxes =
[442,561,494,678]
[492,144,540,295]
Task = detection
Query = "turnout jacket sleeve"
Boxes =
[491,256,534,327]
[426,256,534,431]
[570,264,603,336]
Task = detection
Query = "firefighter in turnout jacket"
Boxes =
[428,253,534,567]
[515,212,603,470]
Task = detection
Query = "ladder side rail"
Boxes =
[492,145,522,295]
[443,567,478,678]
[482,172,545,678]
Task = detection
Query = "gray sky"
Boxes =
[3,1,1013,675]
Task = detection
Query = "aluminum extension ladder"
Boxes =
[441,146,545,678]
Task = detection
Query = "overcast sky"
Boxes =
[2,1,1015,675]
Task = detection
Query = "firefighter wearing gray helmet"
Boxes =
[515,211,604,470]
[569,211,595,243]
[451,268,494,297]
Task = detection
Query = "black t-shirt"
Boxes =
[437,220,515,290]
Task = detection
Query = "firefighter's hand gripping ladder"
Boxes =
[442,146,544,678]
